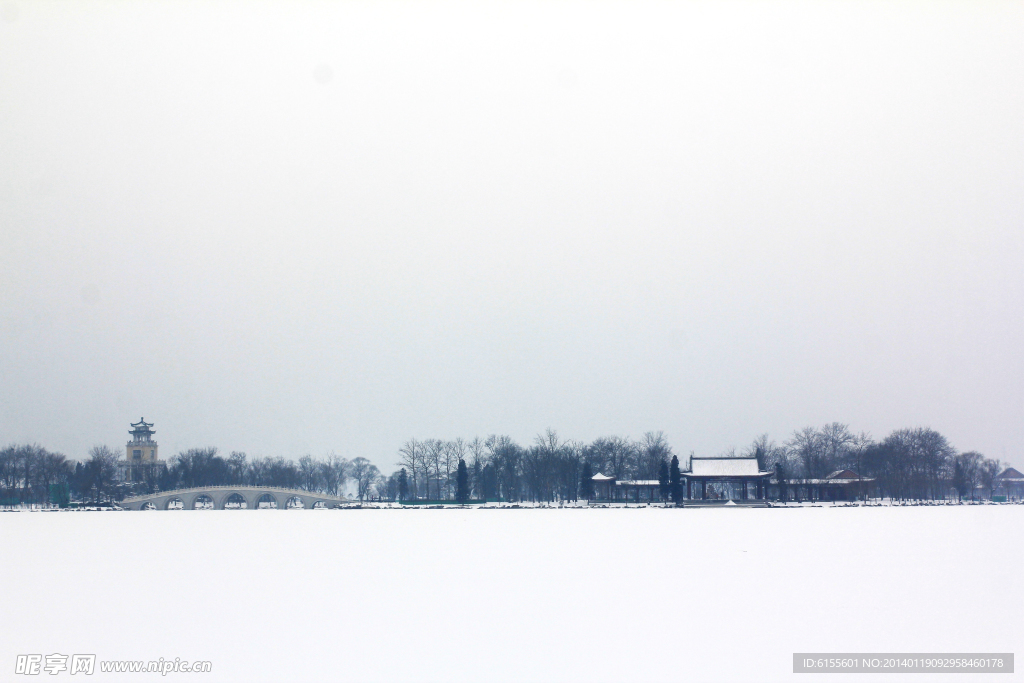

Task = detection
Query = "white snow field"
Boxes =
[1,506,1021,682]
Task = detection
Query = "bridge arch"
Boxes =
[190,493,215,510]
[221,492,247,510]
[254,492,279,509]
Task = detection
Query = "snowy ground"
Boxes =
[1,506,1021,682]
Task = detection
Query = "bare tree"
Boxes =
[424,439,446,500]
[846,431,874,477]
[586,436,637,480]
[467,436,487,499]
[398,439,422,500]
[744,434,789,472]
[350,457,380,502]
[980,457,1003,499]
[0,445,19,500]
[819,423,856,474]
[467,436,485,465]
[787,427,826,479]
[873,428,956,500]
[37,451,71,503]
[486,434,522,501]
[0,444,71,504]
[535,428,560,454]
[319,453,348,496]
[248,456,271,486]
[638,431,673,481]
[957,451,983,500]
[85,445,122,501]
[228,451,248,485]
[918,428,956,499]
[298,455,319,492]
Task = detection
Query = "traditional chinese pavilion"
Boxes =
[682,455,773,500]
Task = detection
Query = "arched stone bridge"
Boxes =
[119,486,352,510]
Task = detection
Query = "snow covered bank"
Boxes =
[1,506,1020,682]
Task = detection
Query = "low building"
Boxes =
[769,469,874,502]
[586,461,873,504]
[614,479,662,502]
[588,455,773,503]
[993,467,1024,501]
[589,473,663,502]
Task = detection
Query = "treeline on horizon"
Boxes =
[0,423,1007,506]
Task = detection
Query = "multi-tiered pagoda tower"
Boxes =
[125,417,162,482]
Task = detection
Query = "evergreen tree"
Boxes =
[775,462,787,502]
[579,461,594,500]
[398,468,408,502]
[456,459,469,504]
[753,445,766,471]
[658,460,670,501]
[669,455,683,503]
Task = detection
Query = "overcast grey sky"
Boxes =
[1,1,1022,470]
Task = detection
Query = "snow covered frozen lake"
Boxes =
[2,505,1021,682]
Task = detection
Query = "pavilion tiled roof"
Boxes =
[685,456,766,477]
[996,467,1024,482]
[825,469,861,480]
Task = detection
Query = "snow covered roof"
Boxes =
[996,467,1024,482]
[615,480,660,486]
[825,469,862,480]
[685,456,766,477]
[591,472,615,481]
[774,476,875,485]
